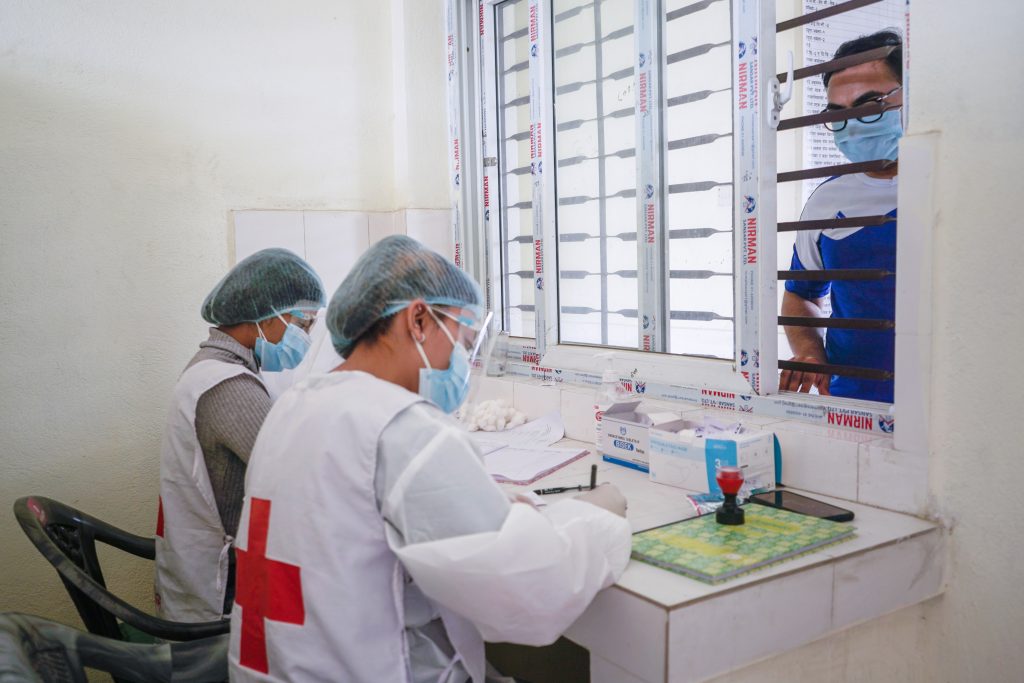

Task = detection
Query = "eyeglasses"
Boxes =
[822,86,902,132]
[432,307,485,352]
[287,311,318,334]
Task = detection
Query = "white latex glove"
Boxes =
[574,483,627,518]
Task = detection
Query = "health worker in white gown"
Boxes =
[228,235,631,683]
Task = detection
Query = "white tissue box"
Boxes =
[649,423,775,495]
[600,401,690,473]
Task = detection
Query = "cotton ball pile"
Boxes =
[460,399,527,432]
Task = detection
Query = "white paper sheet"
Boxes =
[484,446,588,485]
[470,412,565,454]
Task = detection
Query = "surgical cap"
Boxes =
[327,235,482,357]
[201,248,325,326]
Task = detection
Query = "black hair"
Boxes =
[823,29,902,88]
[340,314,397,359]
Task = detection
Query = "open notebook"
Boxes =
[483,446,589,486]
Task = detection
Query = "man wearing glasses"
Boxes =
[779,30,902,403]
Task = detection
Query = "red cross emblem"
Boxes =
[155,497,164,538]
[235,497,305,674]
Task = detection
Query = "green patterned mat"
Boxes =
[631,505,855,584]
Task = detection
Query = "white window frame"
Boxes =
[450,0,930,438]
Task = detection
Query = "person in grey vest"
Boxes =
[154,248,324,622]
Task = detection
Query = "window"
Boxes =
[490,0,741,360]
[460,0,915,426]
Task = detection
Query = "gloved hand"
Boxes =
[574,483,627,517]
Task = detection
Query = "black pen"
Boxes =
[534,465,598,496]
[533,484,586,495]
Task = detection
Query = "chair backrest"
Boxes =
[0,612,227,683]
[13,496,229,642]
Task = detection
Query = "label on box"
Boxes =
[649,428,775,495]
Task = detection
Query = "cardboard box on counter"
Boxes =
[600,400,690,473]
[649,422,775,495]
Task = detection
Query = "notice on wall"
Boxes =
[801,0,906,205]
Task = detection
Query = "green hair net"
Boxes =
[327,235,482,357]
[201,248,325,325]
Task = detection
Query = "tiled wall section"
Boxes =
[233,208,453,297]
[477,376,930,518]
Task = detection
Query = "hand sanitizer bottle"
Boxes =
[595,353,628,455]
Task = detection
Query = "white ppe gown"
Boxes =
[228,370,631,682]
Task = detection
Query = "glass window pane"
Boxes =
[496,0,535,339]
[664,0,734,359]
[553,0,639,349]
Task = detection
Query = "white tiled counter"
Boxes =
[501,447,944,683]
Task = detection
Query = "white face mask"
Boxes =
[254,313,312,372]
[412,309,472,414]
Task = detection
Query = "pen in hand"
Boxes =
[533,464,598,496]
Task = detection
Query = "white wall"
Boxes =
[714,1,1024,680]
[0,0,447,624]
[4,1,1024,680]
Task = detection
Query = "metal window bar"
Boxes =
[778,214,893,232]
[778,359,893,381]
[777,99,895,132]
[780,268,893,281]
[778,159,896,183]
[776,0,887,32]
[771,0,903,391]
[778,316,894,330]
[776,45,896,83]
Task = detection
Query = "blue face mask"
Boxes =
[413,310,472,414]
[254,315,312,372]
[833,109,903,164]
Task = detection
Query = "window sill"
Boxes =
[498,441,945,683]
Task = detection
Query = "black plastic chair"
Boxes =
[12,496,229,644]
[0,611,227,683]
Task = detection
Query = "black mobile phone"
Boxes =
[748,490,855,522]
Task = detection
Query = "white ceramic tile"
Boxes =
[302,211,369,297]
[405,208,453,260]
[857,438,929,515]
[773,421,867,500]
[565,587,668,683]
[591,654,657,683]
[668,565,834,682]
[368,211,402,244]
[832,529,945,630]
[232,210,305,263]
[561,387,597,443]
[512,381,561,420]
[473,376,515,404]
